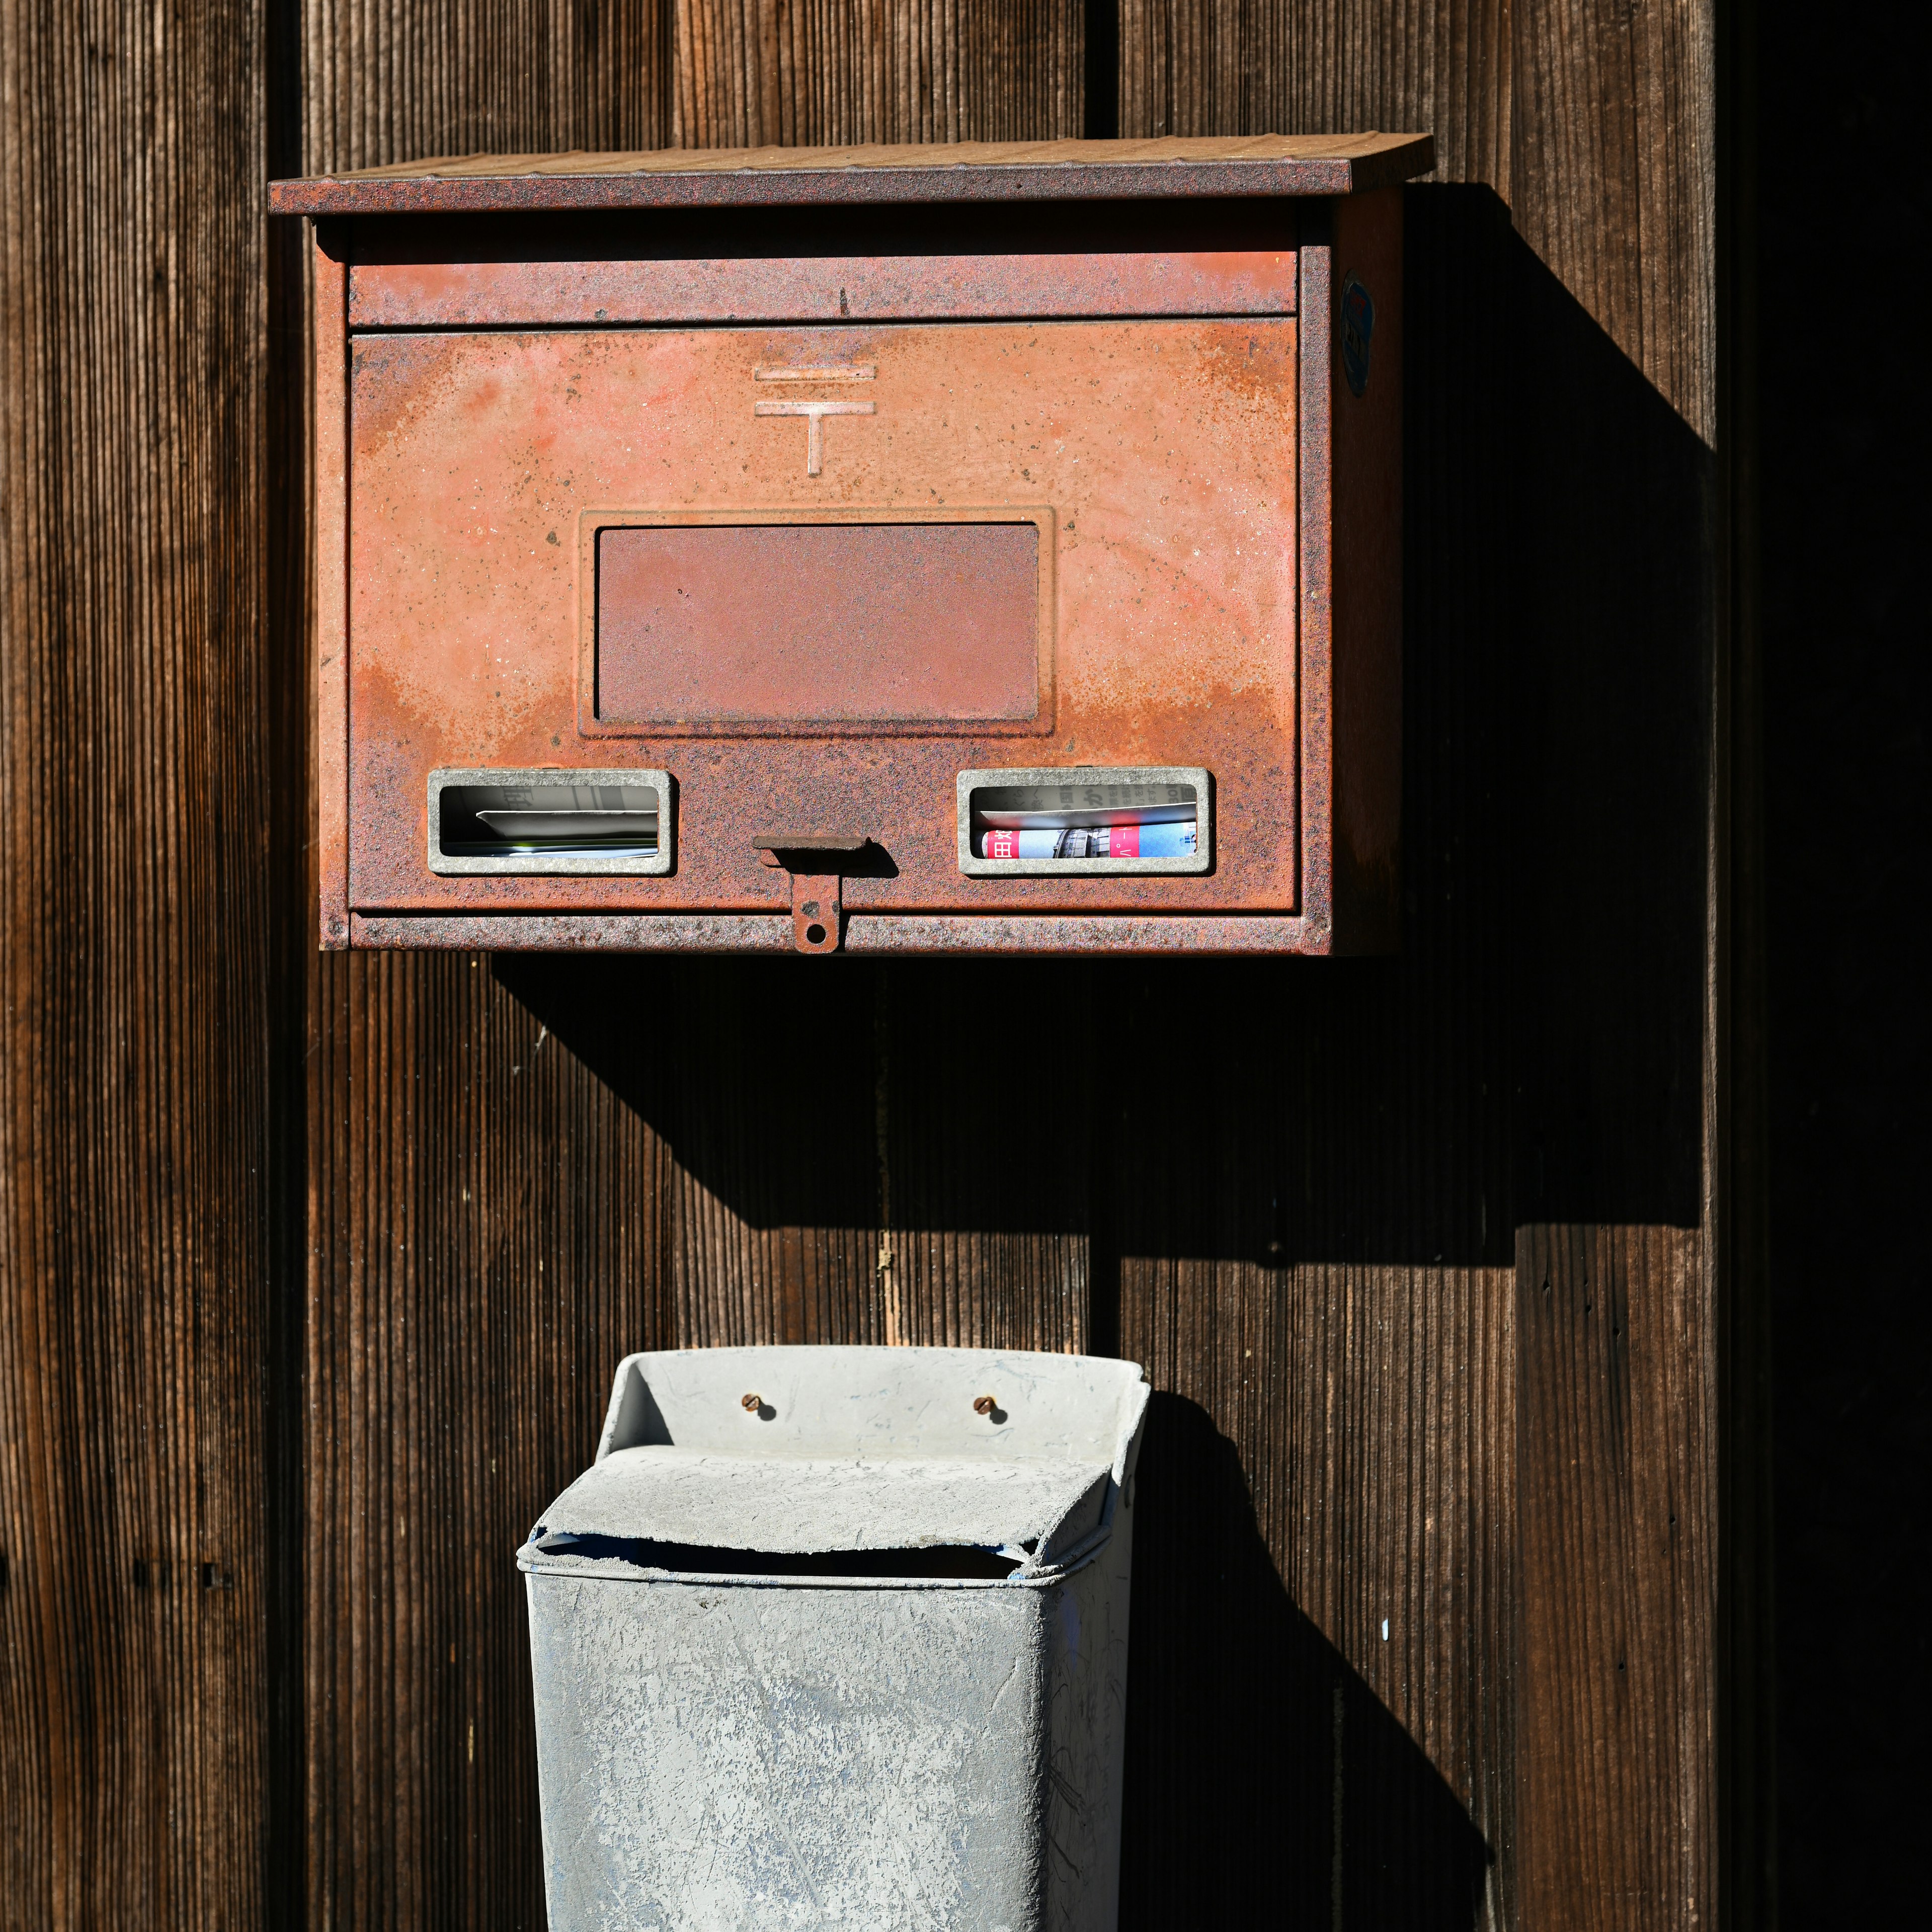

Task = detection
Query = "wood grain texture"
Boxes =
[305,953,678,1929]
[1515,1225,1716,1929]
[0,0,1741,1923]
[0,0,277,1923]
[1116,0,1710,433]
[1117,0,1510,192]
[1510,0,1716,435]
[300,0,674,174]
[672,1,1085,146]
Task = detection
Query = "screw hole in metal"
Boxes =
[805,922,827,945]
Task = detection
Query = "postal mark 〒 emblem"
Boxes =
[753,364,877,475]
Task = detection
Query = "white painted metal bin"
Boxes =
[518,1345,1150,1932]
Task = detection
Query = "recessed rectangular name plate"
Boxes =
[429,768,673,875]
[593,517,1048,733]
[957,767,1213,877]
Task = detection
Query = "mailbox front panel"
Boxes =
[346,312,1301,915]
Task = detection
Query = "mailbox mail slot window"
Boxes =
[428,769,674,875]
[595,521,1041,728]
[958,767,1211,876]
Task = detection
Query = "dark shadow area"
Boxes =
[1117,1394,1491,1928]
[1758,0,1932,1916]
[494,951,1104,1240]
[497,183,1707,1269]
[525,1533,1019,1579]
[1500,209,1711,1228]
[1083,0,1119,140]
[350,197,1327,273]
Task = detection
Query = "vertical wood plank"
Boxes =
[0,0,278,1922]
[1515,1225,1716,1929]
[1119,1255,1515,1928]
[1115,0,1511,191]
[674,0,1083,145]
[1110,6,1729,1927]
[306,953,681,1929]
[1510,0,1716,434]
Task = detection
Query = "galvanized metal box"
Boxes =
[272,136,1433,954]
[518,1345,1150,1932]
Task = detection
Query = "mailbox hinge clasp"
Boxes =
[753,836,871,955]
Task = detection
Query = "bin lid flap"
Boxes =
[532,1445,1111,1564]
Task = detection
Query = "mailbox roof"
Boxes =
[270,132,1434,215]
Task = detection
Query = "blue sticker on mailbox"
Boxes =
[1340,274,1375,397]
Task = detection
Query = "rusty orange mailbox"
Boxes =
[271,135,1432,954]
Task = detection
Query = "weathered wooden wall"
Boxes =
[0,0,282,1925]
[1,0,1760,1926]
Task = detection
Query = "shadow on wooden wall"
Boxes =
[443,182,1715,1929]
[1123,1390,1493,1928]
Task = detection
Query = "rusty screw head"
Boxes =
[742,1393,763,1412]
[973,1395,997,1416]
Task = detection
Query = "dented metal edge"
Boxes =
[512,1529,1112,1590]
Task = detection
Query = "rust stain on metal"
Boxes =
[596,523,1039,728]
[351,253,1300,332]
[342,315,1303,920]
[309,170,1408,954]
[789,874,842,954]
[749,837,870,953]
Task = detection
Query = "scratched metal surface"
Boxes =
[343,911,1343,952]
[345,314,1301,916]
[596,521,1042,727]
[524,1566,1134,1932]
[347,249,1300,332]
[520,1347,1145,1930]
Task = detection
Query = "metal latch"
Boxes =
[753,836,871,954]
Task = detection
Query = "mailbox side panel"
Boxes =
[314,226,351,947]
[1044,1505,1138,1931]
[1328,188,1404,951]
